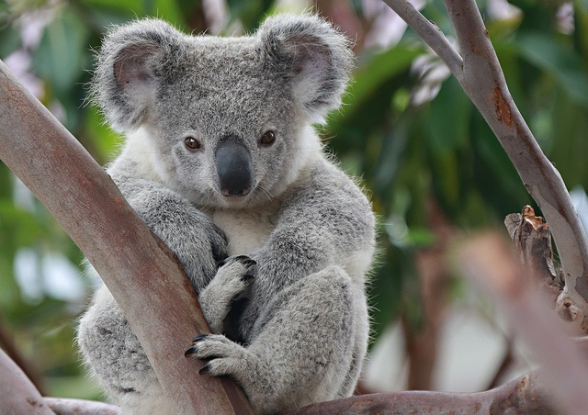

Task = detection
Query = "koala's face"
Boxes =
[94,16,352,208]
[149,40,298,208]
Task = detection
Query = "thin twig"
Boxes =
[445,0,588,326]
[380,0,463,77]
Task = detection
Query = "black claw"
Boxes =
[240,273,254,282]
[184,345,197,357]
[192,334,209,343]
[199,363,211,375]
[235,255,251,261]
[242,259,257,268]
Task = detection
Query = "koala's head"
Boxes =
[93,15,352,208]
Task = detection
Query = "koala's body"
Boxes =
[77,15,375,415]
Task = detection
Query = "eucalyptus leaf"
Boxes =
[516,32,588,108]
[32,9,89,97]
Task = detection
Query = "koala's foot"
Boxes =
[185,333,257,374]
[185,333,275,412]
[199,255,256,335]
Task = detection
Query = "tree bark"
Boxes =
[44,398,122,415]
[288,372,557,415]
[0,59,253,414]
[0,348,55,415]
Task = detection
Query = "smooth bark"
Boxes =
[0,348,55,415]
[288,372,556,415]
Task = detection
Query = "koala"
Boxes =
[77,14,376,415]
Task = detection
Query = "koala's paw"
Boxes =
[199,255,256,335]
[185,334,254,378]
[215,255,257,297]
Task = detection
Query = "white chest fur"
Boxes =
[209,208,278,256]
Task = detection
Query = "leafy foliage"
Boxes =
[1,0,587,397]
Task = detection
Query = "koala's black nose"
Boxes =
[215,137,252,197]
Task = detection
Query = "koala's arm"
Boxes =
[244,159,375,334]
[78,161,229,409]
[108,163,227,292]
[265,159,374,273]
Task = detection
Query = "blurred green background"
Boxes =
[1,0,587,400]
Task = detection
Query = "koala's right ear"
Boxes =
[257,14,354,124]
[92,19,183,133]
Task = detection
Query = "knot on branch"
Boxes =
[504,206,563,302]
[493,87,512,128]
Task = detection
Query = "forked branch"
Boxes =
[381,0,588,329]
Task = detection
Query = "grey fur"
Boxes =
[78,14,375,415]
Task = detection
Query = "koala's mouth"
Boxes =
[220,186,251,198]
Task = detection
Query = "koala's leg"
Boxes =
[334,287,369,398]
[187,265,360,415]
[77,286,173,415]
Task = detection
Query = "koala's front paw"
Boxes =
[199,256,256,335]
[216,255,257,288]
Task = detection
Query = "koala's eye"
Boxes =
[259,131,276,147]
[184,136,202,151]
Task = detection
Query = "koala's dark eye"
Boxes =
[185,136,201,151]
[259,131,276,147]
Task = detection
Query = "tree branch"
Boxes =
[457,233,588,415]
[382,0,588,328]
[288,371,556,414]
[0,60,252,414]
[44,398,122,415]
[380,0,463,76]
[0,348,55,415]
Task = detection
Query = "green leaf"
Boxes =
[153,0,186,29]
[549,89,588,187]
[226,0,274,31]
[32,9,89,97]
[574,0,588,67]
[347,45,424,114]
[516,32,588,108]
[427,76,471,156]
[0,24,21,58]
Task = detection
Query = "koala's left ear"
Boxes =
[257,14,353,123]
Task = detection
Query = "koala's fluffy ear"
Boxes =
[92,19,183,132]
[257,14,353,123]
